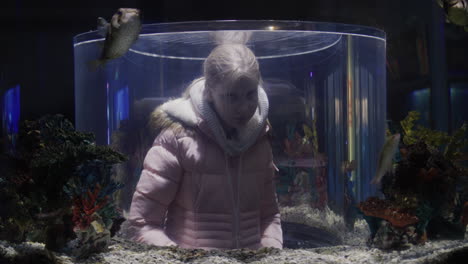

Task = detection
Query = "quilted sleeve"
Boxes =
[127,128,183,246]
[260,141,283,249]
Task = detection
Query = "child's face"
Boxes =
[210,78,259,130]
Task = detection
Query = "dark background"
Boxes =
[1,0,467,132]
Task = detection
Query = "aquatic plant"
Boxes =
[0,114,126,256]
[400,111,468,160]
[400,111,450,147]
[444,123,468,160]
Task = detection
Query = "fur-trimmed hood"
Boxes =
[150,78,269,156]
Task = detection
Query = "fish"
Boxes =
[437,0,468,31]
[371,133,401,185]
[89,8,142,70]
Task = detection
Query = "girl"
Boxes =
[127,43,283,249]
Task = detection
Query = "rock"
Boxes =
[63,214,111,258]
[0,240,60,264]
[2,233,468,264]
[371,221,422,250]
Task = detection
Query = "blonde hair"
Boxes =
[203,44,261,95]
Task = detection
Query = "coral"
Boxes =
[362,111,468,248]
[0,114,126,255]
[358,197,419,228]
[72,184,109,230]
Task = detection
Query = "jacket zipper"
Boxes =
[226,154,240,248]
[235,154,241,248]
[234,155,240,248]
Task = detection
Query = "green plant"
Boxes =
[444,123,468,160]
[400,111,468,161]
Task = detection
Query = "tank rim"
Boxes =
[73,19,386,44]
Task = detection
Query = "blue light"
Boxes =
[410,88,430,127]
[114,85,129,127]
[309,71,314,78]
[2,84,20,135]
[411,88,430,112]
[411,88,430,98]
[106,82,110,145]
[450,83,468,130]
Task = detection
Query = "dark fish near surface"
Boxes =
[89,8,142,70]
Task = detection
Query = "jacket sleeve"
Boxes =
[127,128,182,246]
[259,142,283,249]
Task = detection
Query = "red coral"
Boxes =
[72,183,109,230]
[358,197,419,228]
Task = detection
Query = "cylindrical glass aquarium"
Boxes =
[73,21,386,223]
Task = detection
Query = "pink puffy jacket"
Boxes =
[127,117,283,249]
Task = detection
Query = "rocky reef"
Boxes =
[0,115,126,258]
[358,111,468,249]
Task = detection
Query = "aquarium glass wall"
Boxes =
[74,21,386,216]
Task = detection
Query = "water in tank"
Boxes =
[74,20,386,248]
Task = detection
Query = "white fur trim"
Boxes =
[160,98,198,126]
